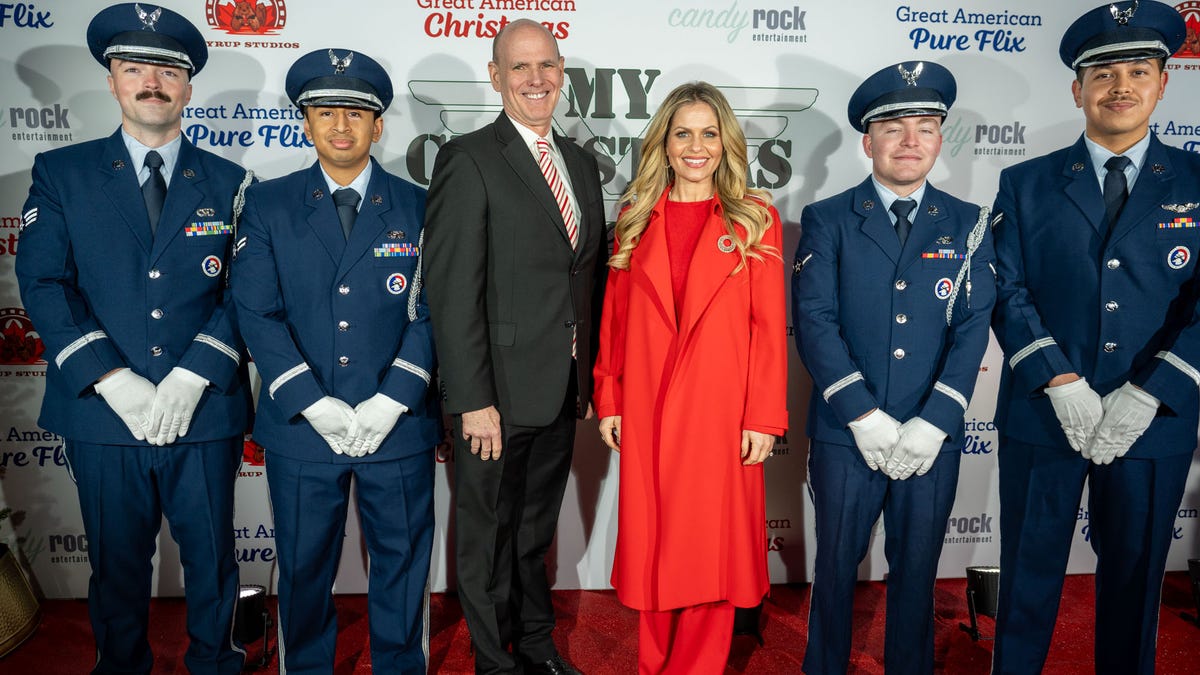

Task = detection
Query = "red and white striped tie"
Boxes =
[537,138,578,357]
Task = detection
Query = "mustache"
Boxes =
[135,90,172,103]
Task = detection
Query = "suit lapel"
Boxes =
[855,178,901,263]
[630,191,676,331]
[496,114,574,251]
[678,201,739,338]
[304,163,345,264]
[98,130,152,253]
[150,140,205,263]
[1107,137,1173,248]
[1062,137,1106,235]
[337,160,393,281]
[898,185,950,275]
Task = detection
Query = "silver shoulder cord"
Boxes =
[944,205,990,326]
[226,170,255,283]
[408,228,425,322]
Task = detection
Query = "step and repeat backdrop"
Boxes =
[2,0,1200,598]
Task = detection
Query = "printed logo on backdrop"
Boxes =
[417,0,575,39]
[406,70,814,208]
[1151,120,1200,155]
[1081,506,1198,542]
[941,118,1028,159]
[961,417,995,456]
[235,522,277,563]
[182,100,311,150]
[766,516,791,552]
[1172,2,1200,61]
[43,532,88,565]
[1175,505,1198,540]
[0,308,46,367]
[1,426,64,469]
[205,0,300,49]
[944,511,993,545]
[0,3,53,29]
[665,3,809,45]
[896,4,1042,53]
[6,103,73,143]
[240,436,265,477]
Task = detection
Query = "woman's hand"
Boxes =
[741,429,774,465]
[599,415,622,452]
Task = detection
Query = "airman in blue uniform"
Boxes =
[15,4,251,673]
[792,61,995,674]
[990,3,1199,674]
[230,49,440,674]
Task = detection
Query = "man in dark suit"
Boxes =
[792,61,995,674]
[230,49,441,674]
[15,4,251,673]
[422,18,606,675]
[990,3,1199,674]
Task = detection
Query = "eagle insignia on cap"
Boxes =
[1109,0,1138,26]
[897,62,924,87]
[134,3,162,31]
[329,50,354,74]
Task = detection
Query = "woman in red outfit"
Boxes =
[593,82,788,674]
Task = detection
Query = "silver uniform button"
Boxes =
[338,356,350,366]
[1105,301,1119,312]
[1106,259,1121,270]
[1104,342,1118,353]
[150,308,163,320]
[338,321,350,331]
[148,269,161,279]
[893,348,906,359]
[338,285,350,295]
[895,279,907,291]
[151,346,163,356]
[896,314,908,324]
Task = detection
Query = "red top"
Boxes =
[664,198,712,317]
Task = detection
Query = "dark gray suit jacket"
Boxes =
[423,112,607,427]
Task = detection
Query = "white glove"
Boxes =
[847,409,901,471]
[147,367,209,446]
[885,417,948,480]
[94,368,157,441]
[1086,383,1159,465]
[347,393,407,457]
[301,397,356,456]
[1045,377,1104,454]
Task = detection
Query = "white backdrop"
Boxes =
[1,0,1199,599]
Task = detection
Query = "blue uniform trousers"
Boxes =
[804,440,960,675]
[993,439,1191,675]
[266,450,434,675]
[65,438,243,675]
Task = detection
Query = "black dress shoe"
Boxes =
[523,655,582,675]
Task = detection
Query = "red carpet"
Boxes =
[4,574,1198,673]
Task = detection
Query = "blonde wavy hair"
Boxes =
[610,81,776,273]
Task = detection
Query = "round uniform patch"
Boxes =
[386,273,408,295]
[934,277,954,300]
[1168,246,1190,270]
[201,255,222,277]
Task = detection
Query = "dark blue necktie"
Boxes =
[890,198,916,246]
[1102,155,1132,233]
[142,150,166,235]
[333,188,360,240]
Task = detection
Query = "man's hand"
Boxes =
[1045,376,1104,454]
[347,394,407,457]
[463,405,503,460]
[147,367,208,446]
[885,417,947,480]
[94,368,157,441]
[302,397,356,456]
[599,415,621,451]
[847,408,901,472]
[1087,383,1159,465]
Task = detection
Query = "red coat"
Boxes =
[594,189,788,611]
